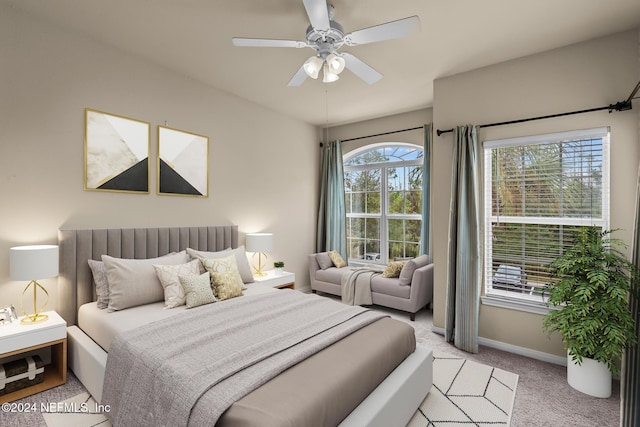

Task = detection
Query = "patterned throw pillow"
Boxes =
[328,251,347,268]
[88,259,109,309]
[382,261,407,278]
[153,259,202,308]
[186,246,254,285]
[179,272,217,308]
[201,254,244,301]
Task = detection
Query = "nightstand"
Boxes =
[0,310,67,403]
[253,270,296,290]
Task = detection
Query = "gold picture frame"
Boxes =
[84,108,150,193]
[157,125,209,197]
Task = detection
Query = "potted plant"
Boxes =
[273,261,285,275]
[542,226,638,398]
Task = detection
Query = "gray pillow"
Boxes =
[316,252,334,270]
[398,254,431,286]
[88,259,109,309]
[103,251,190,311]
[186,246,254,284]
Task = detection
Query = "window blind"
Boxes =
[484,128,610,299]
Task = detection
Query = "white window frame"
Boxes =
[344,143,423,265]
[481,127,610,314]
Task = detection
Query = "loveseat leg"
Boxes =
[410,312,416,321]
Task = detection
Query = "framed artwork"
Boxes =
[157,126,209,197]
[84,108,150,193]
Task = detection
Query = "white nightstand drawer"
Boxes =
[0,311,66,355]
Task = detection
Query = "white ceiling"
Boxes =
[6,0,640,126]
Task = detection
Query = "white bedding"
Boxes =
[78,284,277,351]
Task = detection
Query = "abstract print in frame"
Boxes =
[84,108,150,193]
[157,126,209,197]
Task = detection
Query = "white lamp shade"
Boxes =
[303,56,323,79]
[10,245,59,281]
[326,53,346,74]
[322,62,339,83]
[245,233,273,253]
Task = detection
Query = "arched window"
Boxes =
[343,143,423,263]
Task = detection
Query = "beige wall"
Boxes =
[328,109,433,153]
[0,5,319,310]
[432,30,640,357]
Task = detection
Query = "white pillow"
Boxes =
[187,246,254,284]
[102,251,189,311]
[153,259,202,308]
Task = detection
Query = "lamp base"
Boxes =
[21,313,49,324]
[251,252,269,278]
[21,279,49,326]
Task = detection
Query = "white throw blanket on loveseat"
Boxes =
[341,266,385,306]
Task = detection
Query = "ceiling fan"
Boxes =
[232,0,420,86]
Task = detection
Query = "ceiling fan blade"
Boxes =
[344,15,420,46]
[303,0,331,31]
[341,53,383,84]
[232,38,308,48]
[287,65,309,87]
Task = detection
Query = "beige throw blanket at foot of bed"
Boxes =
[102,290,385,427]
[341,266,384,306]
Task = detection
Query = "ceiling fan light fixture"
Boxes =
[326,53,345,74]
[303,56,323,79]
[322,62,339,83]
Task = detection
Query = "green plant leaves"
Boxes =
[542,227,639,376]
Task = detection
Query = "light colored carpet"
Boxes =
[36,350,517,427]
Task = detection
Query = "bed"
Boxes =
[58,225,432,426]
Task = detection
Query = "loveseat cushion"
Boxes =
[371,276,411,299]
[316,267,347,284]
[399,254,431,286]
[316,252,334,270]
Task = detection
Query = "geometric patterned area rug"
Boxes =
[42,392,111,427]
[407,350,519,427]
[43,350,518,427]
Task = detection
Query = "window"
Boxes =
[483,128,610,307]
[344,144,423,264]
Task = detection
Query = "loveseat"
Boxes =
[308,253,433,321]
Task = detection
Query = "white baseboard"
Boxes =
[431,325,566,366]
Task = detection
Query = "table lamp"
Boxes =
[245,233,273,277]
[10,245,59,324]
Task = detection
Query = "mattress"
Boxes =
[79,287,417,426]
[78,284,275,351]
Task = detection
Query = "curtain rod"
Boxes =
[436,80,640,137]
[319,125,423,146]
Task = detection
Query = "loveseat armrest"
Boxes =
[308,254,321,288]
[409,263,434,309]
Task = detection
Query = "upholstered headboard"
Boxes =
[57,225,238,325]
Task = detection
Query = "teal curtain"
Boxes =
[420,124,432,255]
[316,140,347,259]
[621,165,640,427]
[444,125,481,353]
